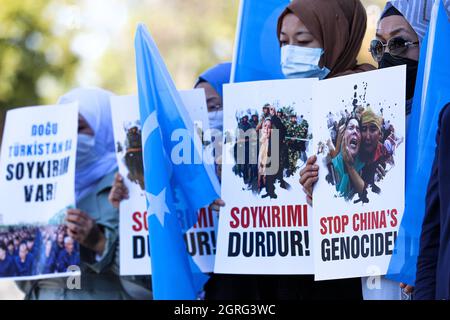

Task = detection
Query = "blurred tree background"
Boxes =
[0,0,387,126]
[0,0,79,130]
[0,0,387,299]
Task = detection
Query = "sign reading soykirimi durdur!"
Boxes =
[0,103,79,280]
[215,78,316,274]
[110,90,219,275]
[312,66,406,280]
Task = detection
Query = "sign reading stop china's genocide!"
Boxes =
[311,66,406,280]
[110,90,218,275]
[215,78,317,275]
[0,103,79,281]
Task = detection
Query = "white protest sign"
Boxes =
[312,66,406,280]
[0,103,79,281]
[215,78,317,275]
[110,89,218,275]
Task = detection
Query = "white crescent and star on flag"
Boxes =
[142,110,172,227]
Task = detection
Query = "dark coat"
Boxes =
[415,103,450,300]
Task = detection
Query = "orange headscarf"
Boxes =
[277,0,375,78]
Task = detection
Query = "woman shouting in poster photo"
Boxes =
[300,0,431,300]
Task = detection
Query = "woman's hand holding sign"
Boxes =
[66,209,106,256]
[108,173,129,208]
[400,282,414,294]
[209,199,225,212]
[299,155,319,206]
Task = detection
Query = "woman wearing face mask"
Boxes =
[194,63,230,133]
[299,0,432,300]
[288,0,375,206]
[194,63,230,185]
[17,88,139,299]
[364,0,432,300]
[193,63,264,300]
[275,0,375,300]
[109,63,231,208]
[109,64,247,299]
[370,1,426,123]
[278,0,374,80]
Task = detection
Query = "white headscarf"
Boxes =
[58,87,117,202]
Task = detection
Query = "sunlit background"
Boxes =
[0,0,387,299]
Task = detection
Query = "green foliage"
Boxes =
[96,0,239,94]
[0,0,79,110]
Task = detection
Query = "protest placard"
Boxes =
[0,103,79,280]
[215,79,316,274]
[110,90,218,275]
[312,66,406,280]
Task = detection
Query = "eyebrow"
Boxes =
[280,30,312,37]
[206,97,221,105]
[376,27,411,39]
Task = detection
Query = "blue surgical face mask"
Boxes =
[208,109,223,132]
[76,133,97,169]
[281,45,330,80]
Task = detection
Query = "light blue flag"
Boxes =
[231,0,290,82]
[386,0,450,286]
[134,24,220,299]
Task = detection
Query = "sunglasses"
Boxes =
[369,37,419,62]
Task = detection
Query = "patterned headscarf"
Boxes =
[382,0,433,44]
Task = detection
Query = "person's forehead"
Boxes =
[281,13,308,34]
[196,81,219,98]
[362,121,379,128]
[376,15,417,40]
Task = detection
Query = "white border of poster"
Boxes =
[0,103,79,281]
[312,66,406,281]
[111,90,219,275]
[215,78,317,275]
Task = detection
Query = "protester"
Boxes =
[299,0,431,300]
[194,62,266,299]
[195,62,230,133]
[16,88,136,299]
[361,0,431,300]
[108,63,231,299]
[415,103,450,300]
[276,0,375,300]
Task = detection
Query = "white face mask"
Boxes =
[76,133,97,169]
[281,45,330,80]
[208,109,223,132]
